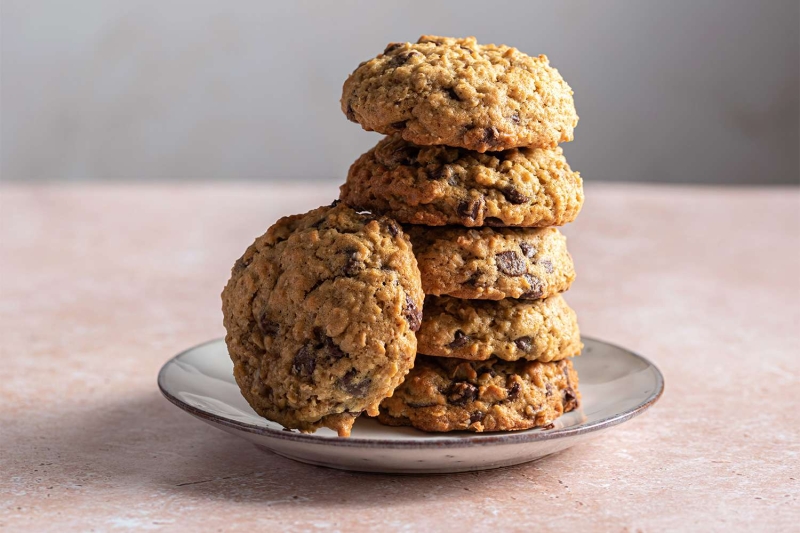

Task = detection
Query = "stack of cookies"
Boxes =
[221,35,585,438]
[339,35,585,432]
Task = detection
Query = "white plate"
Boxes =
[158,338,663,474]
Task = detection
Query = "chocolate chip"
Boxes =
[521,274,544,299]
[322,336,346,361]
[329,199,341,207]
[292,345,316,377]
[345,103,356,121]
[501,186,529,205]
[496,251,526,276]
[386,145,419,166]
[457,196,485,221]
[448,330,470,349]
[258,314,279,336]
[403,294,422,332]
[519,242,536,258]
[545,383,554,397]
[426,165,446,181]
[514,336,533,352]
[562,362,578,408]
[469,412,485,424]
[539,259,554,273]
[233,256,250,273]
[481,126,503,148]
[459,45,473,53]
[339,369,372,397]
[390,120,408,130]
[384,42,403,54]
[445,87,461,101]
[447,382,478,406]
[510,112,520,124]
[507,382,521,401]
[388,51,420,68]
[484,217,504,226]
[386,219,400,237]
[342,249,362,276]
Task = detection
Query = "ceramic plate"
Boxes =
[158,337,663,474]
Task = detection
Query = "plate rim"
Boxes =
[158,337,664,449]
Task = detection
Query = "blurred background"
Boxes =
[1,0,798,184]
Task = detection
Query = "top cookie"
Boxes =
[341,35,578,152]
[221,202,424,437]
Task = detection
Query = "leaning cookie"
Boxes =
[407,225,574,300]
[221,202,424,437]
[339,135,583,227]
[342,35,578,152]
[417,295,582,362]
[378,356,580,432]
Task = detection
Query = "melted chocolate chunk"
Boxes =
[258,313,279,336]
[513,336,533,352]
[345,103,356,122]
[386,219,400,237]
[388,51,418,68]
[384,42,403,54]
[447,382,479,406]
[292,345,316,377]
[403,294,422,332]
[322,336,347,361]
[545,383,554,397]
[484,217,504,226]
[390,120,408,130]
[469,411,485,424]
[448,330,470,349]
[233,256,250,274]
[539,259,554,273]
[501,186,529,205]
[342,249,362,276]
[495,251,526,276]
[521,274,544,299]
[510,112,520,124]
[506,382,521,401]
[457,196,485,221]
[519,242,536,258]
[339,369,372,397]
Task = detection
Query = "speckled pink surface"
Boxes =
[1,184,798,532]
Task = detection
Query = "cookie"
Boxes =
[417,295,582,362]
[341,35,578,152]
[221,202,424,437]
[407,225,575,300]
[339,135,583,227]
[378,356,579,432]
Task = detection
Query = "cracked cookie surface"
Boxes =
[408,225,574,300]
[341,35,578,152]
[378,356,580,432]
[221,202,423,437]
[417,295,582,362]
[339,135,583,227]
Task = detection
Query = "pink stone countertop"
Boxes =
[1,183,798,532]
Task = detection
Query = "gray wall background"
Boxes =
[1,0,798,184]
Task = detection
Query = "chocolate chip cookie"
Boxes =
[342,35,578,152]
[221,202,424,437]
[407,225,575,300]
[378,356,580,432]
[417,295,582,362]
[339,135,583,227]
